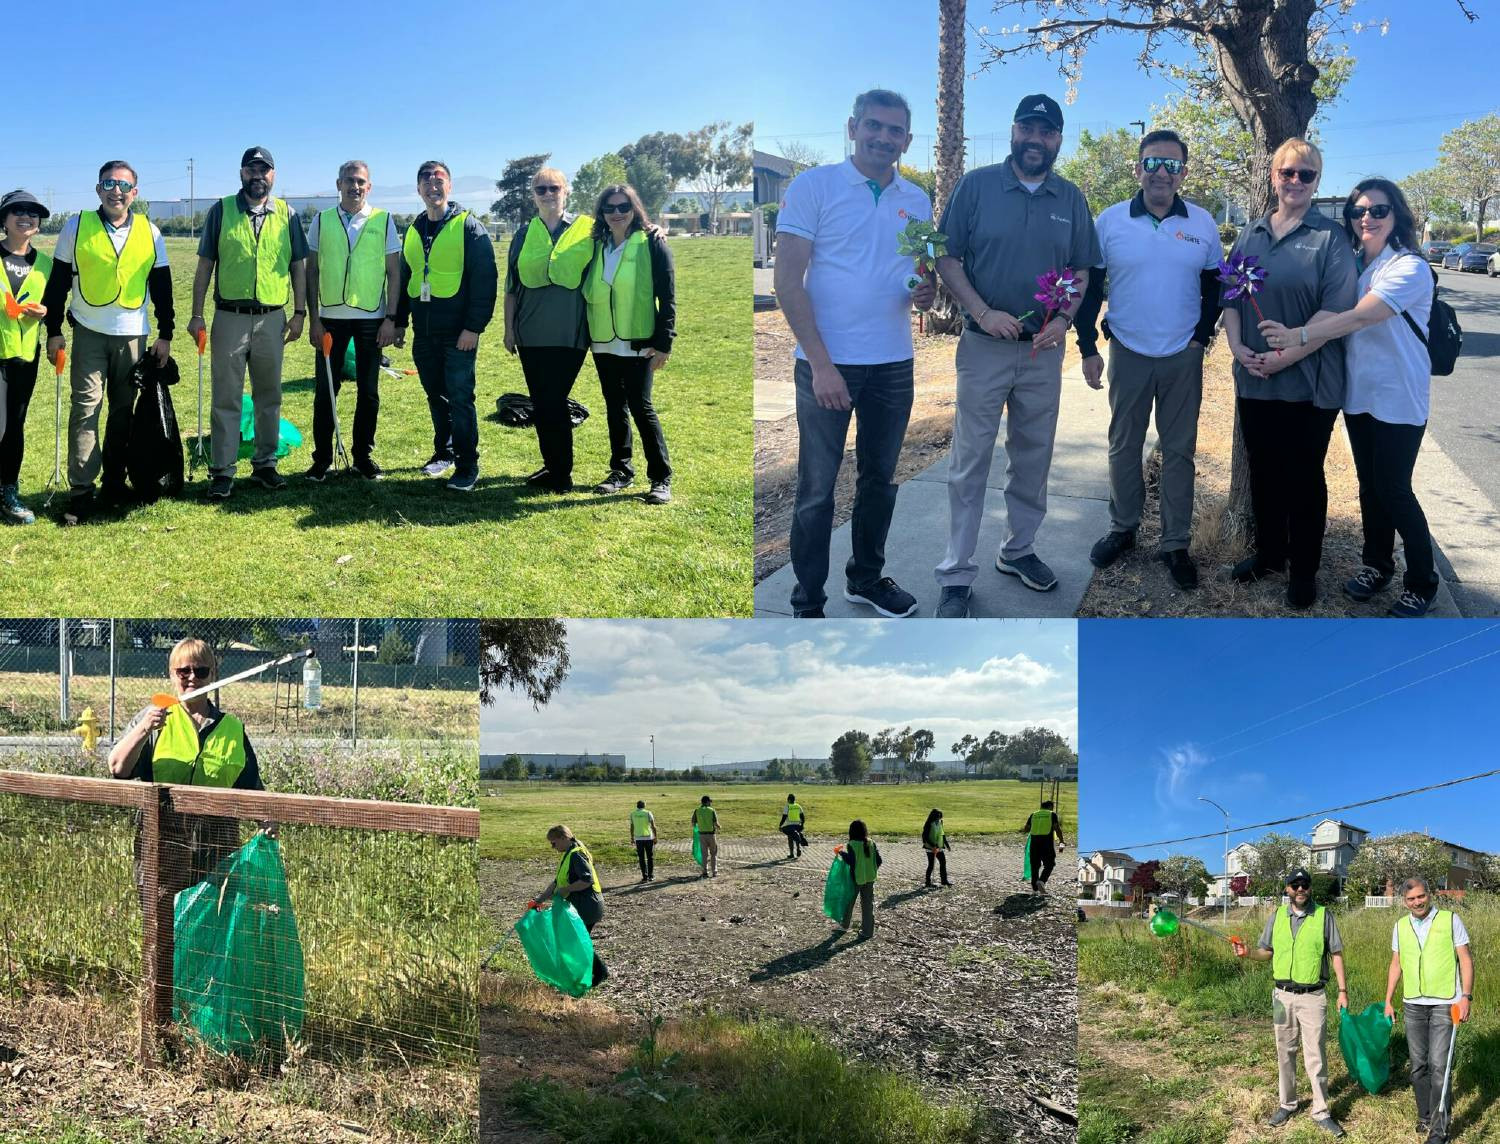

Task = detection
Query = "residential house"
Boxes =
[1310,818,1369,891]
[1079,850,1139,901]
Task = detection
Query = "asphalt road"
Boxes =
[1428,266,1500,510]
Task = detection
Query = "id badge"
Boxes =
[420,280,432,302]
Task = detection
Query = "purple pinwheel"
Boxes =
[1029,268,1081,358]
[1218,253,1280,355]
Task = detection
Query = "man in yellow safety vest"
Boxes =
[629,800,657,883]
[1019,800,1066,894]
[779,793,807,859]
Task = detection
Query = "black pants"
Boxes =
[571,893,608,985]
[1237,397,1338,578]
[518,346,587,483]
[634,838,655,879]
[925,849,949,884]
[315,318,382,464]
[1344,411,1438,598]
[1030,837,1056,884]
[593,351,671,484]
[782,824,804,857]
[0,354,40,486]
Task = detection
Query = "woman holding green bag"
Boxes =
[535,825,608,985]
[836,820,882,941]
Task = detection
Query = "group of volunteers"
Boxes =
[0,150,676,524]
[777,88,1448,618]
[1230,868,1475,1142]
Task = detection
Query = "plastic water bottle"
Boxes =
[303,654,322,710]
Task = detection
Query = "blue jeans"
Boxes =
[411,333,479,475]
[789,358,913,611]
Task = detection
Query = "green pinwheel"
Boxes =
[897,218,948,289]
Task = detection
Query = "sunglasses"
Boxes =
[98,178,135,193]
[601,202,634,215]
[1278,168,1319,184]
[1288,882,1311,891]
[1140,157,1185,175]
[173,665,212,679]
[6,209,40,219]
[533,184,562,195]
[1346,204,1393,220]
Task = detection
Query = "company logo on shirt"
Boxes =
[1050,213,1070,225]
[1293,242,1320,252]
[1174,230,1205,246]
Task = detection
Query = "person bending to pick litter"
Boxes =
[535,825,607,985]
[1019,800,1065,894]
[779,792,807,859]
[836,819,882,940]
[923,808,953,887]
[692,795,719,878]
[629,800,656,883]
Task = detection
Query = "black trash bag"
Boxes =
[127,354,184,502]
[496,392,590,428]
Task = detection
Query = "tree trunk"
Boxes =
[928,0,968,337]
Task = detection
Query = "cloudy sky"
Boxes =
[481,620,1077,765]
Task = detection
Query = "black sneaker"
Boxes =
[447,470,479,493]
[1388,588,1435,618]
[62,490,96,525]
[844,577,918,618]
[1312,1117,1345,1138]
[250,466,287,491]
[353,457,383,481]
[793,606,825,618]
[1267,1108,1294,1128]
[1089,530,1136,568]
[996,553,1058,592]
[642,481,672,505]
[1231,554,1284,584]
[1159,549,1199,590]
[594,470,633,494]
[303,461,332,482]
[525,466,552,485]
[1343,566,1392,601]
[1287,575,1317,610]
[205,475,234,500]
[935,586,971,618]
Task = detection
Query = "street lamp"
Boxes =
[650,734,656,773]
[1198,796,1231,928]
[1130,120,1147,138]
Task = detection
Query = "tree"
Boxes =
[500,753,526,781]
[764,757,785,782]
[1398,167,1462,240]
[1057,127,1142,217]
[619,131,707,185]
[479,620,570,708]
[690,121,753,233]
[1229,874,1250,897]
[625,154,672,219]
[375,626,414,664]
[1345,833,1453,898]
[998,726,1071,776]
[491,152,551,227]
[816,762,831,781]
[872,727,908,784]
[1156,854,1211,899]
[571,152,629,214]
[1437,113,1500,242]
[830,730,872,785]
[1471,852,1500,895]
[669,196,700,216]
[907,728,937,782]
[935,0,966,218]
[899,165,938,200]
[1244,831,1312,897]
[1130,859,1162,895]
[773,140,827,172]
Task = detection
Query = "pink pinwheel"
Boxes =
[1218,253,1280,356]
[1030,268,1080,358]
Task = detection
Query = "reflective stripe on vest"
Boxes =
[0,250,52,360]
[694,806,716,832]
[849,839,878,885]
[319,208,389,312]
[403,211,468,299]
[630,809,653,838]
[75,211,154,309]
[1029,810,1054,836]
[1271,904,1326,985]
[516,215,594,289]
[1397,910,1458,1000]
[150,705,248,787]
[556,842,602,893]
[583,230,654,341]
[785,803,803,824]
[217,196,292,305]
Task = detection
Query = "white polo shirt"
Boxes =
[55,211,170,338]
[777,158,932,365]
[1345,246,1432,427]
[1093,193,1221,357]
[307,206,402,321]
[1391,909,1469,1006]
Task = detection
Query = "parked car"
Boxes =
[1489,248,1500,277]
[1425,241,1454,264]
[1459,243,1496,272]
[1442,243,1472,270]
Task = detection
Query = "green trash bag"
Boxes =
[237,395,303,460]
[1338,1002,1394,1094]
[173,833,305,1057]
[692,823,702,866]
[822,849,856,922]
[513,902,595,997]
[1022,835,1033,882]
[342,340,357,381]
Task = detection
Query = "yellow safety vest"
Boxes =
[217,195,292,305]
[403,211,468,299]
[75,211,154,309]
[0,250,52,360]
[556,842,601,893]
[694,806,717,833]
[849,839,878,885]
[927,819,945,849]
[318,207,389,312]
[516,215,594,289]
[583,230,655,341]
[150,705,248,787]
[630,809,653,838]
[785,802,804,824]
[1271,905,1326,986]
[1029,810,1054,836]
[1397,910,1458,1001]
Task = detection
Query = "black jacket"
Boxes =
[394,204,498,338]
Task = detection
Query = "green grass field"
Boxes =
[479,778,1079,866]
[7,236,751,616]
[1078,898,1499,1143]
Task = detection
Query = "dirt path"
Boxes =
[481,837,1078,1142]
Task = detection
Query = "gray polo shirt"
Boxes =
[505,212,591,351]
[1257,903,1343,987]
[1225,212,1357,409]
[938,161,1100,337]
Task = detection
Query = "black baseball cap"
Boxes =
[0,189,49,221]
[1285,867,1312,888]
[1013,94,1064,131]
[240,147,275,169]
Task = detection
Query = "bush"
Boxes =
[1111,891,1125,902]
[1218,222,1239,247]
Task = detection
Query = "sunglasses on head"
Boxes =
[98,178,135,193]
[1278,168,1319,184]
[1346,203,1392,220]
[533,184,562,195]
[601,202,634,215]
[1140,157,1185,175]
[174,665,211,679]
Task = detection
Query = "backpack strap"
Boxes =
[1399,259,1438,347]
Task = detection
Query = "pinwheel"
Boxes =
[1030,267,1081,357]
[1218,252,1281,357]
[896,218,948,290]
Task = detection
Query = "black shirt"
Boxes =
[1,243,36,299]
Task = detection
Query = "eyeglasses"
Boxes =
[601,202,634,215]
[98,178,135,193]
[173,665,212,679]
[1346,203,1393,220]
[533,185,562,195]
[1141,157,1185,175]
[1278,168,1319,184]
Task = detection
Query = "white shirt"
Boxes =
[591,235,649,358]
[777,158,932,365]
[307,206,401,320]
[55,212,169,337]
[1093,194,1221,358]
[1391,909,1470,1006]
[1344,246,1432,426]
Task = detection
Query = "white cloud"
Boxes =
[1155,742,1212,812]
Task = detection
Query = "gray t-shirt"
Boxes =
[505,213,590,351]
[1225,211,1358,409]
[197,192,310,306]
[938,161,1101,337]
[1258,904,1343,986]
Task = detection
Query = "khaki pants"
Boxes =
[699,831,718,876]
[210,309,286,476]
[1273,986,1330,1117]
[68,324,145,493]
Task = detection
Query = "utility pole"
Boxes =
[650,734,655,772]
[188,158,196,239]
[1198,796,1231,927]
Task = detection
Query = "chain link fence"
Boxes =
[0,618,479,745]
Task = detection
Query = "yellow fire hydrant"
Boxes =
[73,707,100,752]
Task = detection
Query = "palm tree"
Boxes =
[929,0,967,335]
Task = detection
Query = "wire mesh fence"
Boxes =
[0,618,479,744]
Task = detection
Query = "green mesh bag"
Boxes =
[514,901,594,997]
[821,849,856,922]
[173,833,305,1057]
[1338,1002,1393,1094]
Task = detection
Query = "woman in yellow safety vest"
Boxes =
[503,166,594,493]
[922,808,953,888]
[582,184,676,505]
[108,638,267,907]
[536,824,608,985]
[836,819,883,940]
[0,190,52,525]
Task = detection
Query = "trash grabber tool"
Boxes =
[190,325,207,478]
[320,331,351,471]
[1432,1001,1465,1140]
[151,648,313,708]
[481,903,538,969]
[43,347,65,506]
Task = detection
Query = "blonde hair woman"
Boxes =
[533,824,608,984]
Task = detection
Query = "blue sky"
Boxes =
[22,1,754,213]
[754,0,1498,197]
[481,620,1077,764]
[1080,620,1500,872]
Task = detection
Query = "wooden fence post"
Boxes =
[138,784,172,1065]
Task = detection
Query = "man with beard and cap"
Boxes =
[187,147,309,500]
[1232,867,1350,1138]
[41,162,175,523]
[1074,129,1223,591]
[933,95,1100,617]
[393,159,497,492]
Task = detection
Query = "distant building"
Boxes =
[481,752,626,776]
[1079,850,1139,900]
[147,193,342,223]
[754,150,797,206]
[1310,818,1370,890]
